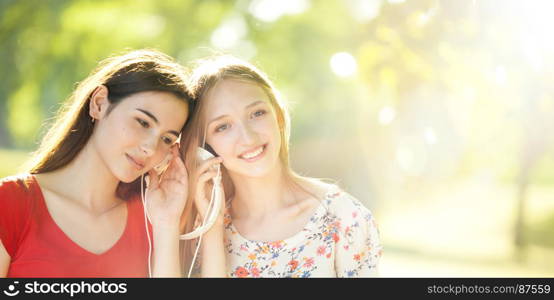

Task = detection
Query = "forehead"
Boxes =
[204,79,270,114]
[113,91,189,125]
[115,91,183,108]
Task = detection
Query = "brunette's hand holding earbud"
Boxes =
[145,145,189,228]
[193,156,226,228]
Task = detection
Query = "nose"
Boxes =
[140,135,158,157]
[238,122,257,145]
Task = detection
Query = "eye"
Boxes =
[136,118,150,128]
[252,109,267,118]
[161,136,174,145]
[215,123,230,133]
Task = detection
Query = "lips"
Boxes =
[238,144,267,162]
[126,154,145,170]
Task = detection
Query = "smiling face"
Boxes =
[91,91,189,183]
[203,79,282,178]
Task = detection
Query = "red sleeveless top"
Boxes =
[0,174,150,277]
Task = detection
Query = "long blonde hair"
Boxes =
[179,55,326,273]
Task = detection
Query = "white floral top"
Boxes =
[223,185,382,278]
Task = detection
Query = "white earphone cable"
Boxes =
[141,174,153,278]
[187,166,220,277]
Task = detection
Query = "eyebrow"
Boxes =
[137,108,180,137]
[207,100,266,126]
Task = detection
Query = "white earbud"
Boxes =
[179,147,223,240]
[141,174,153,278]
[140,147,222,278]
[182,147,223,277]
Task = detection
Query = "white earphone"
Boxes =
[140,173,153,278]
[181,147,223,277]
[140,152,172,278]
[140,147,223,278]
[179,147,222,240]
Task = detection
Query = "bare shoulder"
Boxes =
[293,177,374,215]
[294,177,337,200]
[33,172,72,200]
[33,173,54,193]
[286,177,331,217]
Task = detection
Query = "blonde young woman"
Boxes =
[180,56,382,278]
[0,49,191,277]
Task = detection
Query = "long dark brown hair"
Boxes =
[24,49,193,198]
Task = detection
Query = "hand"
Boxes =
[145,145,188,228]
[193,156,225,227]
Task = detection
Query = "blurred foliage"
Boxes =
[0,148,29,178]
[0,0,552,198]
[0,0,552,186]
[1,0,553,274]
[527,212,554,249]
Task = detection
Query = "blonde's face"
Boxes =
[203,79,282,178]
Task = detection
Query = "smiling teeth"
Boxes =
[241,146,264,159]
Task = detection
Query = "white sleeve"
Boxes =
[334,194,382,277]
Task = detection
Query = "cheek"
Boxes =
[101,119,147,157]
[259,116,281,142]
[208,130,240,160]
[247,116,273,136]
[96,120,120,147]
[150,149,170,168]
[116,121,140,147]
[265,117,282,155]
[272,120,281,139]
[210,135,234,159]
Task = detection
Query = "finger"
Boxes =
[196,156,222,174]
[147,169,160,190]
[151,153,170,183]
[194,214,202,228]
[158,156,186,188]
[177,154,188,183]
[171,144,180,157]
[158,152,175,181]
[160,145,182,176]
[195,157,223,178]
[196,170,218,193]
[195,170,218,207]
[165,151,187,183]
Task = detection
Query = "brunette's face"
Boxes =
[93,91,188,182]
[203,79,281,178]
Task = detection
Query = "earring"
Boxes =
[91,117,95,124]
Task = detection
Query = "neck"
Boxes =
[38,142,123,213]
[228,163,295,219]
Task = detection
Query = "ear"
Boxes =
[89,85,110,121]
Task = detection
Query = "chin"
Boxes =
[118,176,137,184]
[242,169,271,178]
[234,163,274,178]
[115,169,142,183]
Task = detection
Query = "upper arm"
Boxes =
[0,239,10,277]
[333,194,383,277]
[0,178,29,276]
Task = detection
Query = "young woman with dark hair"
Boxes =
[0,49,192,277]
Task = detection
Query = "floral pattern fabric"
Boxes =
[223,185,382,278]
